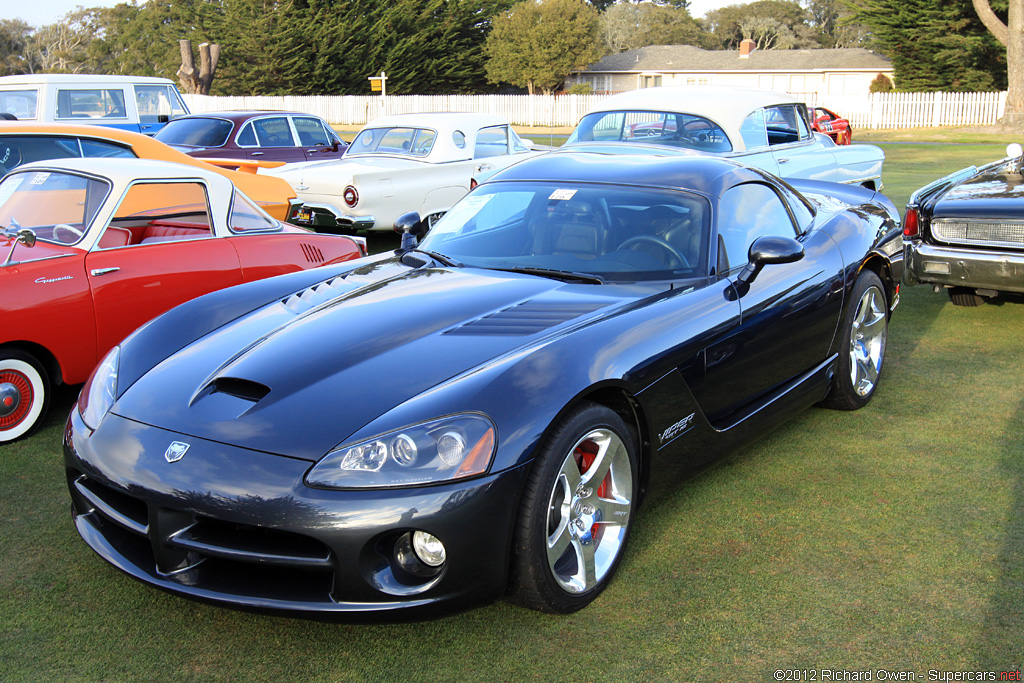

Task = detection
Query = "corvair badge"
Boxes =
[35,275,74,284]
[164,441,190,463]
[659,413,696,445]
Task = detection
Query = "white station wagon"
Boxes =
[565,86,884,189]
[273,112,543,233]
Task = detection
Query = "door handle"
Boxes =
[777,158,790,164]
[251,151,264,156]
[90,267,120,276]
[476,163,492,173]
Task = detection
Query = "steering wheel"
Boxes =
[53,224,84,244]
[0,143,21,170]
[619,235,690,269]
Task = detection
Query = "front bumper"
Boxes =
[64,409,528,621]
[904,240,1024,293]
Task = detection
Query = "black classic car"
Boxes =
[905,144,1024,306]
[64,151,903,620]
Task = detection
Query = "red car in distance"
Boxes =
[0,157,365,443]
[155,111,348,163]
[812,107,853,145]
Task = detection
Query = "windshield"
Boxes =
[419,181,710,282]
[0,170,110,245]
[155,117,233,147]
[349,127,437,157]
[567,110,732,154]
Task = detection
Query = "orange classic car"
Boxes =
[1,157,366,442]
[0,121,299,220]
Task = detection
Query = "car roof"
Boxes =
[171,111,317,122]
[488,149,769,199]
[584,85,802,143]
[0,74,176,86]
[14,156,231,187]
[362,112,511,131]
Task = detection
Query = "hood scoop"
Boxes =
[281,275,349,315]
[444,300,607,336]
[190,377,272,421]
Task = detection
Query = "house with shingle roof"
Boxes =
[569,41,893,99]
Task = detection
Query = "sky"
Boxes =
[11,0,750,29]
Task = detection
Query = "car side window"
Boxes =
[134,85,187,123]
[294,117,331,146]
[237,123,257,147]
[252,117,294,147]
[739,109,768,149]
[776,182,815,232]
[229,189,280,234]
[109,182,214,246]
[475,125,509,159]
[81,140,136,160]
[56,89,127,120]
[764,105,809,146]
[717,182,798,271]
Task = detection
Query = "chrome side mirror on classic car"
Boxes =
[3,226,37,267]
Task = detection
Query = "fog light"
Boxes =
[412,531,446,567]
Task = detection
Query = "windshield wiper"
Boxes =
[492,266,604,284]
[410,248,463,268]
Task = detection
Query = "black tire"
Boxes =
[0,350,50,443]
[509,402,638,613]
[949,287,986,307]
[821,270,888,411]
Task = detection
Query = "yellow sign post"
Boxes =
[368,71,387,97]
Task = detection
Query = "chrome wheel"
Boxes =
[849,285,887,398]
[545,428,633,594]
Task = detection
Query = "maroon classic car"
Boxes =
[154,111,348,163]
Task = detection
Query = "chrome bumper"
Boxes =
[904,241,1024,293]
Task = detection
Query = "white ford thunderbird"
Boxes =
[272,113,543,233]
[564,86,884,190]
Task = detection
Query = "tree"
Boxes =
[971,0,1024,122]
[29,9,108,74]
[804,0,870,48]
[600,1,705,52]
[484,0,605,94]
[0,19,36,75]
[704,0,822,49]
[856,0,1005,91]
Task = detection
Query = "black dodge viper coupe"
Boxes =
[64,151,903,620]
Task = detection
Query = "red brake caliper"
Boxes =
[0,369,32,429]
[575,441,609,539]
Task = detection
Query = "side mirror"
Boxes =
[394,211,427,250]
[3,227,37,266]
[158,114,170,124]
[735,235,804,287]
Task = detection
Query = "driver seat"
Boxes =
[531,200,607,258]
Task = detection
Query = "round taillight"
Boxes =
[904,207,919,237]
[343,186,358,207]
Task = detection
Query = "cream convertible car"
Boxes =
[272,113,543,233]
[565,86,884,190]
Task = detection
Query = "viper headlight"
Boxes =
[306,413,496,489]
[79,345,119,430]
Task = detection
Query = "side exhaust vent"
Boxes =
[301,243,325,263]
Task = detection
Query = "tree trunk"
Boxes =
[973,0,1024,123]
[177,39,220,96]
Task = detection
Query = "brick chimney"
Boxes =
[739,39,755,58]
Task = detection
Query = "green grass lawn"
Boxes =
[3,133,1023,681]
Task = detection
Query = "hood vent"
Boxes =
[210,377,271,402]
[281,275,349,315]
[445,300,606,336]
[300,243,325,264]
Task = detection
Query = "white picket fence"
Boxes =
[182,90,1009,129]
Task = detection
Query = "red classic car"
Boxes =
[811,107,852,145]
[0,157,366,442]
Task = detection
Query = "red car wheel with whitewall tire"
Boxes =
[0,350,50,443]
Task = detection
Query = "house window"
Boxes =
[641,75,663,89]
[685,77,709,86]
[581,75,609,93]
